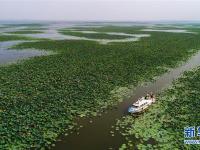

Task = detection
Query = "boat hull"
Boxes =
[128,98,155,114]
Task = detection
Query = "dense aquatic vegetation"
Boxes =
[3,23,44,27]
[21,27,48,31]
[115,67,200,150]
[1,26,200,149]
[0,26,8,29]
[59,30,132,39]
[66,25,200,35]
[64,25,147,34]
[186,27,200,34]
[6,30,44,34]
[0,34,40,41]
[148,25,192,30]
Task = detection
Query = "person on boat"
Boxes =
[150,92,154,99]
[145,93,150,100]
[150,92,156,102]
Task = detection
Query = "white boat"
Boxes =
[128,97,155,114]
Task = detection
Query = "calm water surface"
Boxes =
[0,41,48,64]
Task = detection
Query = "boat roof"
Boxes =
[133,97,151,107]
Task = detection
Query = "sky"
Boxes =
[0,0,200,21]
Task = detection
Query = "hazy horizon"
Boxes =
[1,0,200,22]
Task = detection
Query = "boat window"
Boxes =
[132,105,138,108]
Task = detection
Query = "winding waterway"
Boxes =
[53,51,200,150]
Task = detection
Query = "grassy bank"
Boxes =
[115,67,200,150]
[1,27,200,149]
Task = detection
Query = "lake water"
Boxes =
[0,41,49,65]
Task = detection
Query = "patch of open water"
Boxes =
[0,41,50,65]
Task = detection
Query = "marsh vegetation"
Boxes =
[0,23,200,149]
[115,67,200,150]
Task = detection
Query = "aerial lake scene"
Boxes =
[0,0,200,150]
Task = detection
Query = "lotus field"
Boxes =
[0,24,200,149]
[115,67,200,150]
